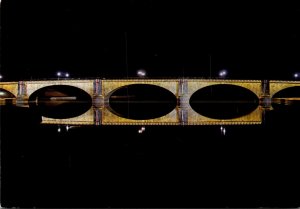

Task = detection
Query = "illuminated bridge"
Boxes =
[1,79,300,125]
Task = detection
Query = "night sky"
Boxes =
[2,1,300,80]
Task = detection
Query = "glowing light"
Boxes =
[0,75,2,79]
[65,73,70,77]
[294,73,299,78]
[66,125,69,131]
[57,72,62,76]
[57,127,61,132]
[219,69,228,77]
[137,69,147,77]
[220,126,226,135]
[0,92,5,96]
[138,126,146,134]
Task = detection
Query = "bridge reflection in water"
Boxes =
[1,78,300,126]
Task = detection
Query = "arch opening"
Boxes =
[108,84,177,120]
[272,86,300,113]
[29,85,92,119]
[189,84,259,119]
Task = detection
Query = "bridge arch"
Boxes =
[101,79,179,124]
[0,82,19,98]
[269,81,300,98]
[189,84,259,119]
[28,84,92,119]
[106,83,177,120]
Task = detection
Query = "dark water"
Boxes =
[1,101,300,208]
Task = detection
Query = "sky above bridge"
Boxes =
[2,1,300,80]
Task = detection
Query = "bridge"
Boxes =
[1,78,300,125]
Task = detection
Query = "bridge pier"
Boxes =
[92,79,104,108]
[92,79,103,125]
[178,79,188,125]
[259,80,272,110]
[16,81,29,107]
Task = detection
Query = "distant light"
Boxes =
[294,73,299,78]
[65,73,70,78]
[0,91,5,96]
[137,69,147,77]
[220,126,226,135]
[138,126,146,134]
[66,125,69,131]
[219,69,228,77]
[57,72,62,76]
[0,75,2,79]
[57,127,61,132]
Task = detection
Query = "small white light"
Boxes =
[219,69,227,77]
[294,73,299,78]
[138,129,142,134]
[137,69,147,77]
[57,72,61,76]
[58,127,61,132]
[0,75,2,79]
[65,73,70,77]
[141,126,145,131]
[66,125,69,131]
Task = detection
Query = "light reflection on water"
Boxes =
[1,101,299,207]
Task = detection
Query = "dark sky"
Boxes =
[2,1,300,80]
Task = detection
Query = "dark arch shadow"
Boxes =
[0,88,16,105]
[28,85,92,119]
[108,84,177,120]
[190,84,259,119]
[272,86,300,113]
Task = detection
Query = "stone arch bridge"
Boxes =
[1,79,300,125]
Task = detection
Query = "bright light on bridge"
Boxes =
[294,73,299,79]
[219,69,228,78]
[57,71,70,79]
[137,69,147,77]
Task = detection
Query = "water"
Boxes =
[1,101,300,208]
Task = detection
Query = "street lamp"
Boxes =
[57,71,70,79]
[0,74,2,80]
[294,73,299,79]
[57,72,62,80]
[137,69,147,78]
[219,69,228,78]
